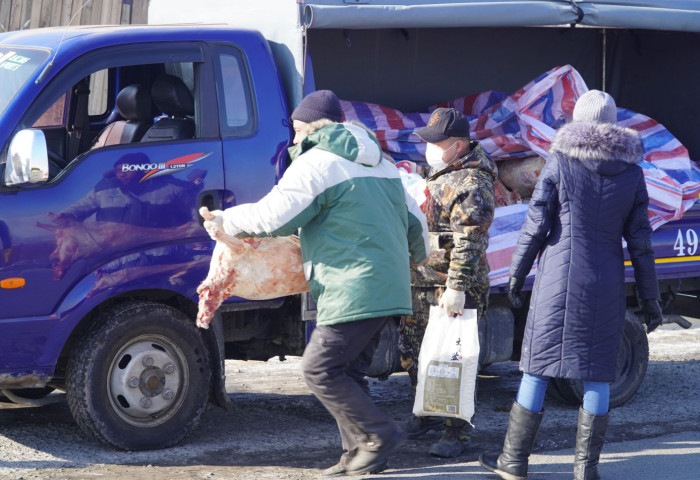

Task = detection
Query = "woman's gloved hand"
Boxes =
[507,276,525,309]
[640,299,663,333]
[439,287,466,317]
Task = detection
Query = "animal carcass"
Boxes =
[196,212,309,328]
[497,156,546,199]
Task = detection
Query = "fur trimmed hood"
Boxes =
[550,121,644,165]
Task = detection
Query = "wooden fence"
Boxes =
[1,1,150,117]
[0,0,149,32]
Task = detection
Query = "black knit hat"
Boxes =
[291,90,343,123]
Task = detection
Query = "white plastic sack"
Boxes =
[398,169,427,207]
[413,306,480,423]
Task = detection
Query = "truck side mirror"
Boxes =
[4,129,50,187]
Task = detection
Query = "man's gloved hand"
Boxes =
[640,299,663,333]
[507,277,525,309]
[200,207,225,241]
[439,287,466,317]
[200,206,245,240]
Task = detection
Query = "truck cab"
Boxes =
[0,25,303,450]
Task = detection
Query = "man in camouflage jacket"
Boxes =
[399,107,496,458]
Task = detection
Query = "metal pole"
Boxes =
[602,28,607,92]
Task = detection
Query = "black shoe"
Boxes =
[321,461,349,477]
[345,429,406,476]
[429,424,471,458]
[401,415,444,439]
[320,449,387,477]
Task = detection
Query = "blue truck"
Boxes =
[1,0,699,450]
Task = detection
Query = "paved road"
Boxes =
[0,318,698,479]
[371,431,700,479]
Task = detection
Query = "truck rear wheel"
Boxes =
[66,302,211,450]
[549,309,648,408]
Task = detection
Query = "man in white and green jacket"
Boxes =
[205,90,429,476]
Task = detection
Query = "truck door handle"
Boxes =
[197,190,223,226]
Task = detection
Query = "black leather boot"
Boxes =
[573,408,609,480]
[429,419,471,458]
[479,402,543,480]
[400,415,444,440]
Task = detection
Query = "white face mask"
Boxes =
[424,142,456,169]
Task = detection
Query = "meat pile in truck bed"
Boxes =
[498,156,546,199]
[196,211,309,328]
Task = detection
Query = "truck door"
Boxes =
[0,43,224,370]
[211,41,294,307]
[213,42,290,206]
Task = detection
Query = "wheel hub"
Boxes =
[109,339,183,420]
[140,367,166,396]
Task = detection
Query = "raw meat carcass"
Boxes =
[493,177,522,207]
[196,207,309,329]
[497,156,546,199]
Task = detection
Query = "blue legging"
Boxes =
[516,373,610,415]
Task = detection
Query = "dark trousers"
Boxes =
[301,316,396,454]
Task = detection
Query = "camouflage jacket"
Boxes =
[411,142,497,292]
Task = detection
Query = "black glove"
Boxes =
[640,299,663,333]
[507,277,525,309]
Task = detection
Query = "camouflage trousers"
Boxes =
[398,284,488,430]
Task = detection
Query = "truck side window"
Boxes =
[87,69,109,117]
[165,62,194,93]
[216,50,253,136]
[15,44,205,179]
[32,94,67,128]
[221,55,248,127]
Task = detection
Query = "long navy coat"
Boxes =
[510,121,659,382]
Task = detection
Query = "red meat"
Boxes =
[196,210,309,328]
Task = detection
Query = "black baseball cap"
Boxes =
[415,107,470,143]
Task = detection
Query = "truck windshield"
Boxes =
[0,47,50,116]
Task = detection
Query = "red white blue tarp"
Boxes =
[341,65,700,285]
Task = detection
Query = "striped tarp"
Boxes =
[341,65,700,285]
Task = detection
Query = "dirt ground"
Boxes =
[0,319,699,480]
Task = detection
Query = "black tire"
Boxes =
[66,302,211,450]
[549,309,648,408]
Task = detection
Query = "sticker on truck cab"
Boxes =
[0,52,30,71]
[119,152,212,182]
[624,227,700,266]
[673,228,699,257]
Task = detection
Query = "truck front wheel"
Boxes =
[549,309,648,408]
[66,302,211,450]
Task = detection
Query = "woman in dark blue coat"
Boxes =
[479,90,663,480]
